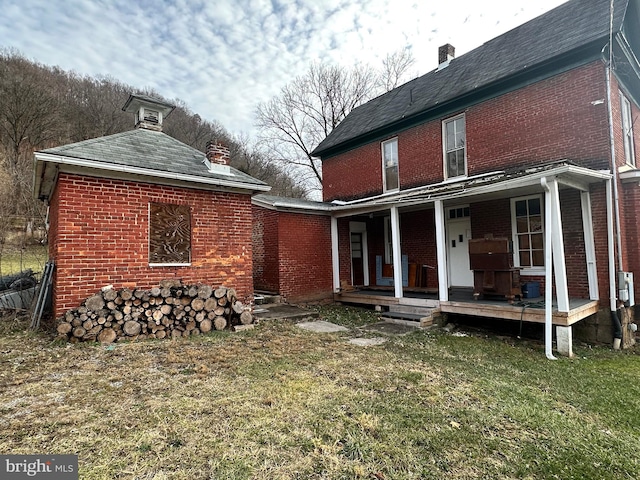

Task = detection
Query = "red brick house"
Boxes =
[258,0,640,356]
[34,94,270,318]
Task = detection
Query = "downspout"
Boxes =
[603,33,624,345]
[606,179,623,344]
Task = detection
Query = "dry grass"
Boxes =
[1,307,640,479]
[0,240,47,277]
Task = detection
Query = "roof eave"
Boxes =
[34,152,271,200]
[251,195,332,214]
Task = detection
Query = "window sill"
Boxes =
[519,267,544,276]
[441,174,467,184]
[619,167,640,183]
[149,263,191,267]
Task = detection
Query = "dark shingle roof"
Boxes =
[252,194,333,211]
[40,128,268,187]
[312,0,628,157]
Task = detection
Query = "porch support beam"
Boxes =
[331,216,340,293]
[434,200,448,302]
[580,190,599,300]
[548,178,570,312]
[542,177,557,360]
[390,206,403,299]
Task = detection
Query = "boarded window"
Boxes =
[149,203,191,264]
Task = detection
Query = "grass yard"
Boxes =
[1,305,640,479]
[0,242,48,277]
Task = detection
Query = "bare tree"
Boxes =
[231,134,307,198]
[163,99,230,152]
[379,48,416,92]
[0,52,60,214]
[255,49,416,193]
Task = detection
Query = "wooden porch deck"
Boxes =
[335,287,599,327]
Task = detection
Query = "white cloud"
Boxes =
[0,0,567,136]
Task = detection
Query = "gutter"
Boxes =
[251,196,333,214]
[34,152,271,197]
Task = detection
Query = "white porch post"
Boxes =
[580,190,599,300]
[542,178,557,360]
[331,216,340,292]
[390,206,403,298]
[434,200,448,302]
[549,179,570,312]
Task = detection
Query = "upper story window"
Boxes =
[382,138,399,192]
[443,114,466,179]
[620,92,636,167]
[511,195,544,274]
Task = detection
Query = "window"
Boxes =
[443,114,466,179]
[620,92,636,167]
[511,196,544,271]
[149,203,191,265]
[448,206,470,220]
[382,138,399,192]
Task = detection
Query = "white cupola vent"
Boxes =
[122,94,175,132]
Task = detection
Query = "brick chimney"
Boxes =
[438,44,455,65]
[206,141,230,165]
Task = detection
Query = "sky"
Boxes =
[0,0,568,138]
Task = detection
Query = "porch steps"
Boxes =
[381,305,440,328]
[254,293,281,306]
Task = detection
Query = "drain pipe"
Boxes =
[541,177,557,360]
[607,178,624,346]
[603,38,624,347]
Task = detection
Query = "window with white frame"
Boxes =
[620,92,636,167]
[443,114,466,179]
[382,138,399,192]
[511,195,544,271]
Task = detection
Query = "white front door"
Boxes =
[446,208,473,287]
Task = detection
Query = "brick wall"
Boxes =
[322,143,384,202]
[276,212,333,302]
[252,206,279,293]
[322,62,611,201]
[559,189,589,298]
[399,210,439,288]
[467,62,610,175]
[49,173,254,317]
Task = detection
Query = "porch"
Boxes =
[326,162,617,357]
[335,287,600,327]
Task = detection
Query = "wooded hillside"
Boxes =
[0,49,305,238]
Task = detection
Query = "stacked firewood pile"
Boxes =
[56,280,254,343]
